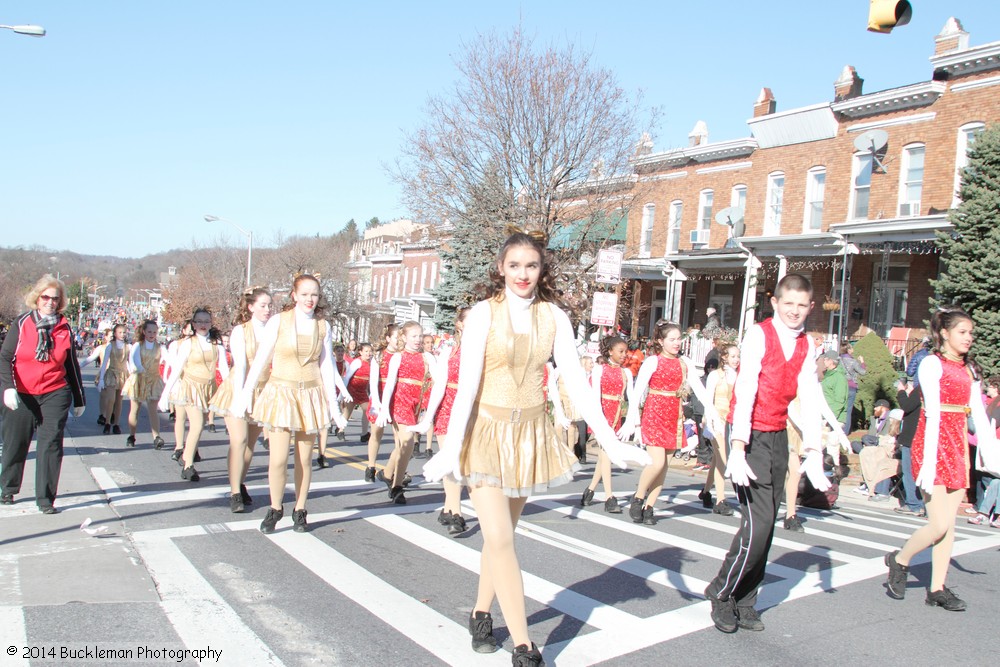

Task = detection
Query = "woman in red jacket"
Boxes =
[1,275,86,513]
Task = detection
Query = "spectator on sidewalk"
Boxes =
[894,377,926,516]
[820,350,848,428]
[840,343,867,433]
[860,409,903,503]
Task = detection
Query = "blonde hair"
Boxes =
[25,274,67,313]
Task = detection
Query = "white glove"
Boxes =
[229,390,250,419]
[71,406,86,418]
[596,433,651,470]
[338,393,351,405]
[375,406,392,428]
[97,379,105,392]
[556,415,572,430]
[422,445,461,483]
[725,448,757,487]
[838,433,852,453]
[617,418,636,441]
[802,450,831,491]
[915,452,937,495]
[408,419,432,435]
[3,388,20,411]
[332,410,347,430]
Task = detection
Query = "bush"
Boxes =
[853,332,898,426]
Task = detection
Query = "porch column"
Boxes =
[738,253,762,342]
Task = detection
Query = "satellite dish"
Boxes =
[715,206,745,228]
[732,220,746,238]
[853,129,889,173]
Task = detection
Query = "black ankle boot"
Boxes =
[260,506,283,534]
[468,611,499,653]
[512,642,544,666]
[292,508,309,533]
[580,488,595,506]
[629,496,645,523]
[642,506,657,525]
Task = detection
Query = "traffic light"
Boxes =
[868,0,912,34]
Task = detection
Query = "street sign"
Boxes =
[590,291,618,327]
[596,249,623,284]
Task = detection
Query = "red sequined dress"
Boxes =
[347,359,371,404]
[640,356,684,450]
[600,365,628,429]
[390,350,428,426]
[912,355,972,490]
[434,348,461,435]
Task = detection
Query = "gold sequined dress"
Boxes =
[460,297,579,497]
[251,310,331,434]
[102,342,130,392]
[169,338,220,410]
[210,320,270,417]
[121,343,164,401]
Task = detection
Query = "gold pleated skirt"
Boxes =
[103,369,129,392]
[121,372,164,402]
[209,378,266,418]
[169,376,215,411]
[460,402,580,498]
[250,381,331,434]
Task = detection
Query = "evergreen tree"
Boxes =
[932,122,1000,375]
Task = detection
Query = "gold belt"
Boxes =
[648,389,678,397]
[447,382,459,389]
[939,404,971,414]
[398,378,426,387]
[601,393,624,401]
[268,376,321,390]
[476,402,545,424]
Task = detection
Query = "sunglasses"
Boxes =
[38,294,60,303]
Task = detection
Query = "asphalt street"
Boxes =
[2,372,999,666]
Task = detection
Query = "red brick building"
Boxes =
[621,17,1000,354]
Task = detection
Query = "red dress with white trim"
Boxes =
[390,351,428,426]
[434,348,461,435]
[640,356,684,450]
[600,366,628,429]
[911,355,972,490]
[347,359,371,404]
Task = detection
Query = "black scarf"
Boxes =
[32,310,62,362]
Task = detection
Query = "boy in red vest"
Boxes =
[704,273,830,633]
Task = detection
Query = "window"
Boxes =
[898,143,925,217]
[420,262,427,293]
[804,167,826,231]
[954,122,985,207]
[639,203,655,258]
[850,153,873,220]
[692,190,713,247]
[429,262,438,289]
[665,200,682,255]
[731,184,747,210]
[764,172,784,235]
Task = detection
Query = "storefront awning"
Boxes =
[830,214,950,244]
[549,210,628,250]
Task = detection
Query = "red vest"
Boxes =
[728,318,809,433]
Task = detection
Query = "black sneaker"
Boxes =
[207,423,216,433]
[360,432,371,443]
[437,510,453,525]
[512,642,544,667]
[153,436,165,450]
[698,489,713,509]
[0,494,13,505]
[783,515,804,533]
[103,423,111,434]
[194,450,202,463]
[641,507,657,525]
[292,509,309,533]
[402,473,412,487]
[580,488,595,506]
[707,592,738,633]
[468,610,499,653]
[126,435,136,447]
[376,469,393,490]
[181,466,200,482]
[171,449,183,462]
[736,605,765,631]
[316,454,327,469]
[884,550,909,600]
[713,501,734,516]
[112,424,122,435]
[629,496,645,523]
[389,486,406,505]
[604,496,622,513]
[230,493,245,514]
[926,586,966,611]
[336,429,345,441]
[240,484,253,506]
[97,415,107,426]
[448,514,468,535]
[260,507,283,534]
[364,466,376,483]
[39,505,59,515]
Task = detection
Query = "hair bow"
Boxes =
[503,223,548,245]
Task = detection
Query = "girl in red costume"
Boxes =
[364,324,400,482]
[342,342,373,444]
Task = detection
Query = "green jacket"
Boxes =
[821,365,848,423]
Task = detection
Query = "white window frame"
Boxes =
[953,122,985,207]
[638,203,655,258]
[849,152,873,220]
[803,166,826,232]
[897,143,925,217]
[429,262,438,289]
[730,184,747,210]
[763,171,784,235]
[691,189,713,247]
[665,200,682,255]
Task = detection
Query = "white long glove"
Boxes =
[4,388,21,411]
[801,449,831,491]
[408,418,433,435]
[596,432,651,469]
[725,448,757,487]
[556,415,572,430]
[422,444,461,483]
[375,405,392,428]
[71,406,86,418]
[617,418,636,441]
[914,454,938,495]
[329,403,347,430]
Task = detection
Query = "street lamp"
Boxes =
[204,214,253,287]
[0,24,46,37]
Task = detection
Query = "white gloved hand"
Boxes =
[422,445,461,483]
[556,415,572,430]
[725,448,757,487]
[229,390,250,419]
[97,379,105,392]
[408,419,432,435]
[839,433,852,453]
[375,406,392,428]
[616,419,635,441]
[596,434,652,470]
[3,388,20,411]
[915,454,937,495]
[332,410,347,431]
[71,406,86,418]
[802,449,831,492]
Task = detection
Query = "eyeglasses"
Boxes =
[38,294,60,303]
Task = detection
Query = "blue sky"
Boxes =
[2,1,997,258]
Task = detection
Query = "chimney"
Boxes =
[688,121,708,147]
[935,17,969,55]
[753,88,776,118]
[834,65,864,101]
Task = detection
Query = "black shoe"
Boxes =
[103,423,111,434]
[604,496,622,513]
[698,489,713,509]
[713,501,734,516]
[376,469,393,490]
[389,486,406,505]
[413,448,428,460]
[783,515,804,533]
[194,450,202,463]
[580,488,595,506]
[240,484,253,506]
[438,510,453,525]
[207,423,216,433]
[292,508,309,533]
[171,449,183,462]
[884,550,909,600]
[126,435,136,447]
[364,466,376,483]
[448,514,468,535]
[925,586,966,611]
[512,642,544,667]
[468,611,499,653]
[360,431,371,443]
[316,454,327,469]
[230,493,245,514]
[39,505,59,515]
[169,412,176,422]
[262,438,269,450]
[402,473,412,487]
[707,592,738,633]
[153,436,165,450]
[181,466,200,482]
[0,494,13,505]
[629,496,645,523]
[112,424,122,435]
[260,506,283,534]
[736,606,764,631]
[642,506,657,525]
[336,428,345,441]
[97,415,107,426]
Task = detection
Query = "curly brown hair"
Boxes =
[484,232,565,307]
[282,274,326,318]
[233,287,272,327]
